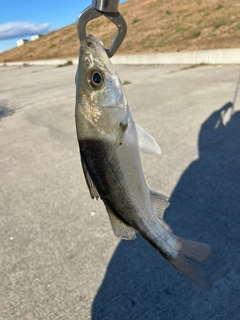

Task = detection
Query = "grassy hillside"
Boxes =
[0,0,240,62]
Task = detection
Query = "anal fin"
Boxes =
[105,206,137,240]
[150,190,170,220]
[150,190,171,232]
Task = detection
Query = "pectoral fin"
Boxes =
[105,206,137,240]
[108,119,128,161]
[81,158,100,200]
[118,119,128,145]
[136,123,161,154]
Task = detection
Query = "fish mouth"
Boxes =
[86,34,104,51]
[87,40,95,49]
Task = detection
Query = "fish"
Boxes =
[75,34,211,288]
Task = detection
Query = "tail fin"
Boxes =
[169,238,212,289]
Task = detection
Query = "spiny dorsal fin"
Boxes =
[105,206,137,240]
[81,158,100,200]
[136,123,161,154]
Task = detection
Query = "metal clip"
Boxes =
[77,5,127,58]
[92,0,120,13]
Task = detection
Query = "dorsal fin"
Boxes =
[81,158,100,200]
[105,206,137,240]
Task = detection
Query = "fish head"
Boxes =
[76,34,127,133]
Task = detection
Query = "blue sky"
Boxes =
[0,0,125,53]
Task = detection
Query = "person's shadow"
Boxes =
[91,103,240,320]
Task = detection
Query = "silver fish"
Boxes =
[75,34,211,288]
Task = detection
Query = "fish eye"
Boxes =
[87,69,104,90]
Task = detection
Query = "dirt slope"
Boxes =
[0,0,240,62]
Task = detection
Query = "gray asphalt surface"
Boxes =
[1,63,240,320]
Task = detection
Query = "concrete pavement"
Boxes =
[1,48,240,67]
[0,63,240,319]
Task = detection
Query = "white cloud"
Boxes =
[0,22,54,40]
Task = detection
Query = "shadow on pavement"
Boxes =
[0,105,15,119]
[91,103,240,320]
